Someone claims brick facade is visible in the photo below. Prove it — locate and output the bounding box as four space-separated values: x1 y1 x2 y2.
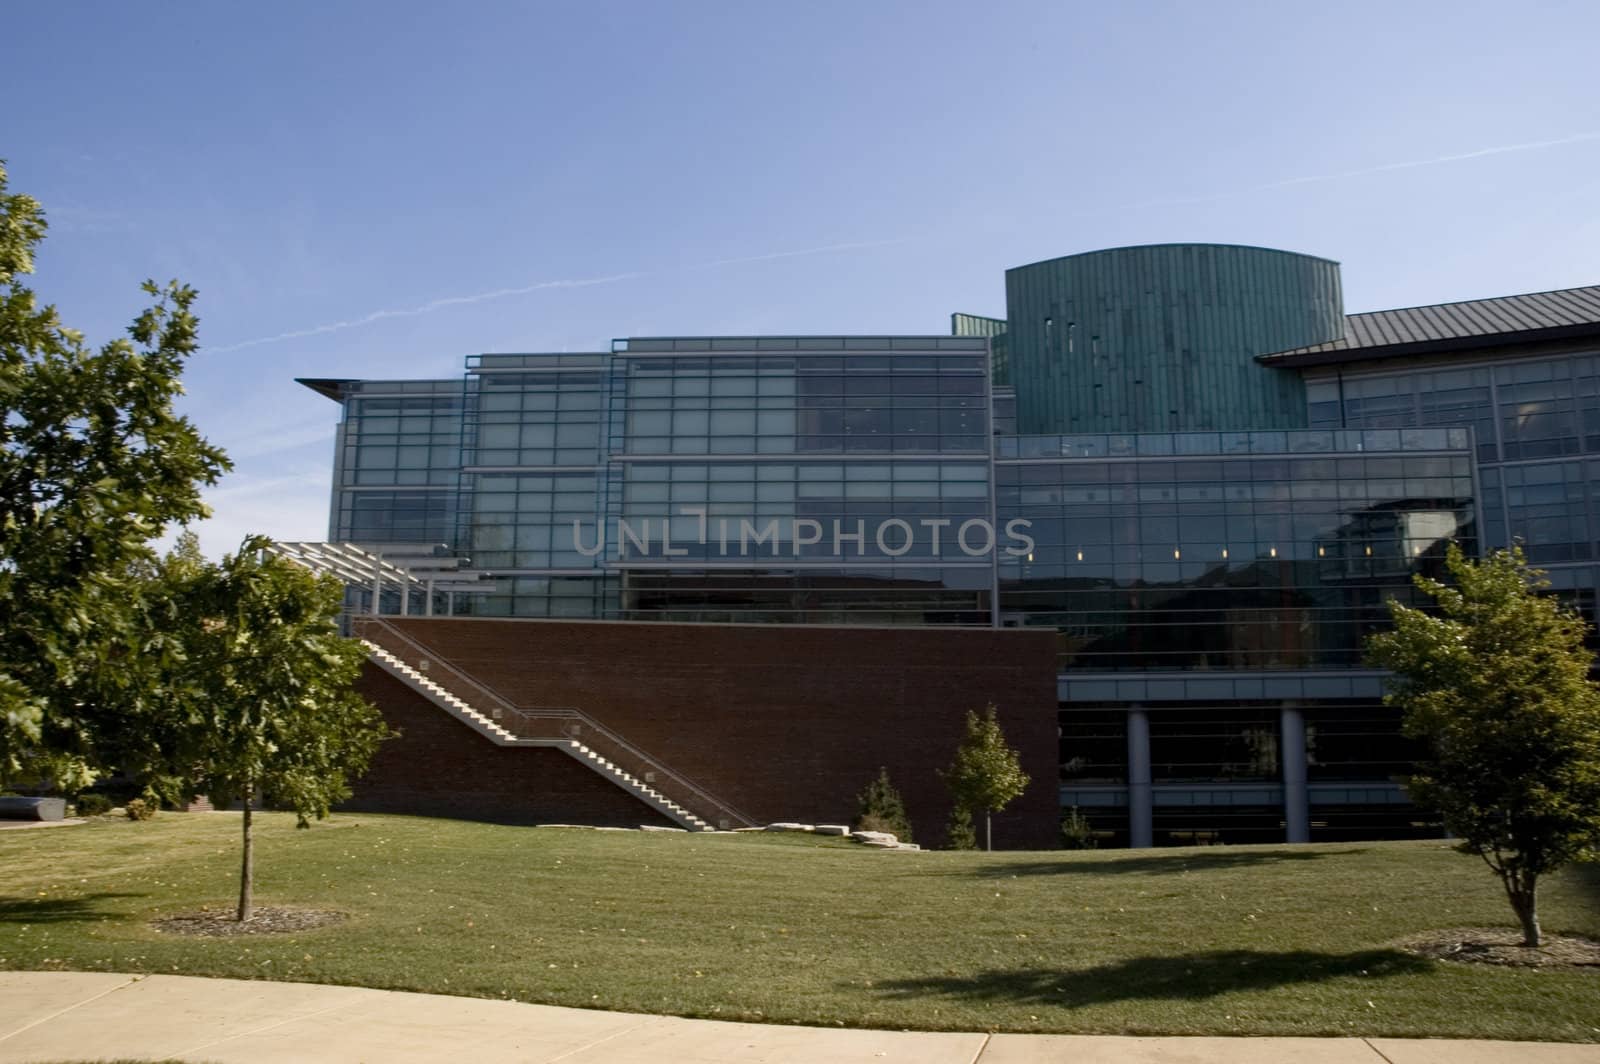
352 617 1060 848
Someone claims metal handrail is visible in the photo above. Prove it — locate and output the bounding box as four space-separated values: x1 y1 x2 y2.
357 618 524 718
358 618 761 828
499 704 761 829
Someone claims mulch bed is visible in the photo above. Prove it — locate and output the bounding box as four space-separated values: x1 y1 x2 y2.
1397 927 1600 969
150 906 347 937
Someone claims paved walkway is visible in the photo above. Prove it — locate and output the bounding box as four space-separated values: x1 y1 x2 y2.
1 972 1596 1063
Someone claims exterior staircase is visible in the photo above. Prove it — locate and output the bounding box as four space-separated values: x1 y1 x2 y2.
358 635 754 832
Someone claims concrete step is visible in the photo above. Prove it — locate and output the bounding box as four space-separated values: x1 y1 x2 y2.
364 644 512 742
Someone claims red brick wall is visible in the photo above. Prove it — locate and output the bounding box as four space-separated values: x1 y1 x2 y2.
347 665 678 828
356 618 1060 848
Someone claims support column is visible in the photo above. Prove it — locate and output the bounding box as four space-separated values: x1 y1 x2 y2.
1281 702 1310 844
1127 705 1153 849
371 552 383 616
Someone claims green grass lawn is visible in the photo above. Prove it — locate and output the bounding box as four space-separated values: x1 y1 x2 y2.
2 814 1597 1041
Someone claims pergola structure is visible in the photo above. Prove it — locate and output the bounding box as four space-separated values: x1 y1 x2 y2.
267 542 500 617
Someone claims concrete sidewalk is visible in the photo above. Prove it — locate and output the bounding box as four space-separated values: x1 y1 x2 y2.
0 972 1595 1063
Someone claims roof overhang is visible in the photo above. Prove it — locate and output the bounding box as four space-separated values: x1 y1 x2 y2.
1257 322 1600 369
296 378 358 402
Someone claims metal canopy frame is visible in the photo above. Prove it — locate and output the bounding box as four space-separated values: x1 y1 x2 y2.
268 541 499 617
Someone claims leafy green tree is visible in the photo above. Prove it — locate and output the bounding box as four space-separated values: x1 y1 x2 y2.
0 162 229 786
1366 544 1600 946
943 705 1030 851
854 766 913 843
158 537 392 920
945 802 977 851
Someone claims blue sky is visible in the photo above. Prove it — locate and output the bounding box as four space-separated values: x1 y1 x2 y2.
5 0 1597 555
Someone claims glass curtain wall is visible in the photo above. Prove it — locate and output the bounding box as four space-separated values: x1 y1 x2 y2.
603 339 998 624
458 355 618 618
1306 348 1600 628
998 428 1477 670
331 380 465 544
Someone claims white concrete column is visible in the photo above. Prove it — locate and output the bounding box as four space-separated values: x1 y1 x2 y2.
1127 705 1153 849
371 552 383 616
1281 703 1310 844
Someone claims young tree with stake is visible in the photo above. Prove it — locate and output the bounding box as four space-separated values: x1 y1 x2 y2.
162 537 392 920
944 704 1029 851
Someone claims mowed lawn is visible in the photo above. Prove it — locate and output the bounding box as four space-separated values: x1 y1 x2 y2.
1 814 1597 1041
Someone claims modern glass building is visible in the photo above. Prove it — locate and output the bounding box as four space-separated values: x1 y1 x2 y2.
310 336 1002 624
301 244 1600 847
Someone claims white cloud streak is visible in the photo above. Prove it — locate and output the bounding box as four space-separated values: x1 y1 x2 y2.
224 422 337 461
1126 130 1600 210
210 272 646 353
1258 131 1600 190
210 239 904 354
163 470 334 560
207 130 1596 353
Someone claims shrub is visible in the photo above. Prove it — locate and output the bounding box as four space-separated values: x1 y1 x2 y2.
855 812 907 839
75 793 112 817
945 804 977 850
854 767 913 843
1060 806 1097 849
124 797 157 821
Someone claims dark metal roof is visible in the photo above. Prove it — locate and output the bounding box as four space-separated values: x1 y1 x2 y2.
1258 284 1600 367
296 378 357 402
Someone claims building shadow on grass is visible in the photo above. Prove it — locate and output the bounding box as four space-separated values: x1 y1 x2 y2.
0 892 146 924
868 947 1431 1008
968 848 1368 878
1562 861 1600 911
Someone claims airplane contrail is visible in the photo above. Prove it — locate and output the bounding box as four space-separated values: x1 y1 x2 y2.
210 129 1596 353
1258 130 1600 190
1124 130 1600 210
210 239 902 353
209 272 645 352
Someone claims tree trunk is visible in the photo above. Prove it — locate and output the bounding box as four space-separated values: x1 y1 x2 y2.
985 810 992 852
1508 878 1540 947
237 786 254 922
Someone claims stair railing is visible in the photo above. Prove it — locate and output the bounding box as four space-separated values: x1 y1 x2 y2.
357 618 761 829
498 704 760 829
356 617 522 721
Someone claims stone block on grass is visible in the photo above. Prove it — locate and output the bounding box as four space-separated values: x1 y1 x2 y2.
0 797 66 821
850 830 898 846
